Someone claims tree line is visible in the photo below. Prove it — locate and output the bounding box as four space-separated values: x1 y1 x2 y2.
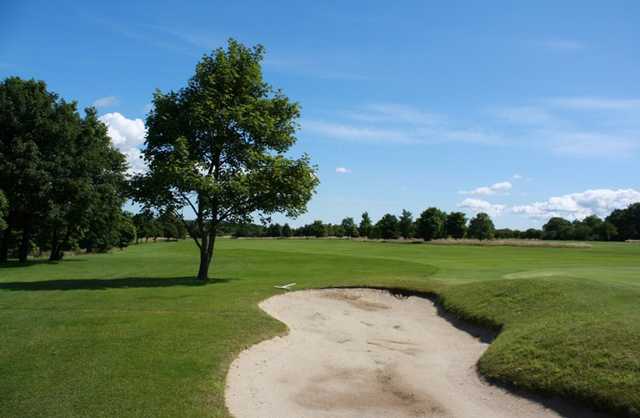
230 209 498 241
235 203 640 243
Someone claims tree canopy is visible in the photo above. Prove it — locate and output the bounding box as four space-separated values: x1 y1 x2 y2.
416 207 446 241
132 40 318 280
468 212 495 240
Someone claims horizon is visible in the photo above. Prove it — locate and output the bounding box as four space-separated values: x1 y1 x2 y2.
2 0 639 228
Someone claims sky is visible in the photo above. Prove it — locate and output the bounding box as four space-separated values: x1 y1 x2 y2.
2 0 639 228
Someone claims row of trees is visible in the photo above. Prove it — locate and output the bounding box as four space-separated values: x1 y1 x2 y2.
237 203 640 243
251 209 497 241
540 204 640 241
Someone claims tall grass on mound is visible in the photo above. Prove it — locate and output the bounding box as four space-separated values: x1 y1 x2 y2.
440 278 640 417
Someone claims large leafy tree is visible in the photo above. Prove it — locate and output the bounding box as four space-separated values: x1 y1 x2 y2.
607 203 640 241
340 217 358 238
468 212 495 240
416 207 447 241
445 211 467 239
133 40 318 280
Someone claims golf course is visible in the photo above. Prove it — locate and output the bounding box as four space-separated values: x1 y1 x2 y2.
1 238 639 417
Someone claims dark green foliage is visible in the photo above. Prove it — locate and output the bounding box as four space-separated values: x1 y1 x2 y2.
266 223 283 237
132 39 318 280
281 223 292 237
375 213 399 239
0 77 127 261
340 217 359 238
416 207 447 241
398 209 414 238
359 212 373 238
445 211 467 239
607 203 640 241
467 212 495 240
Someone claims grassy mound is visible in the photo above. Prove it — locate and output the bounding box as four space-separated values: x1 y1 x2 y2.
441 278 640 416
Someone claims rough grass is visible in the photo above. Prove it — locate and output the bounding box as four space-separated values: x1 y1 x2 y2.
1 239 639 417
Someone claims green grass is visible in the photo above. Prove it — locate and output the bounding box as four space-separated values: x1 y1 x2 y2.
1 239 639 417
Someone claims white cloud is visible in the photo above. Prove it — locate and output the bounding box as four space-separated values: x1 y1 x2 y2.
512 174 523 180
302 120 416 144
93 96 119 109
98 112 147 175
547 97 640 111
460 181 512 196
335 167 352 174
539 40 585 51
493 106 555 125
545 131 639 158
458 198 506 216
512 189 640 221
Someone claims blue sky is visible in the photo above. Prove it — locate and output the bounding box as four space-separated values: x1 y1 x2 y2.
2 0 639 228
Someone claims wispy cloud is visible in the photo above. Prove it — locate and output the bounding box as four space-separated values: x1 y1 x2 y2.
335 167 352 174
546 97 640 111
264 57 371 81
302 103 504 146
93 96 119 109
538 39 586 52
458 198 506 216
460 181 512 196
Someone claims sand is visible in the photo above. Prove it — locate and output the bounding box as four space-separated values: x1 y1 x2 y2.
225 288 603 418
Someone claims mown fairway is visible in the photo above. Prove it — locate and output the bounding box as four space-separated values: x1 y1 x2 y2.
1 239 639 417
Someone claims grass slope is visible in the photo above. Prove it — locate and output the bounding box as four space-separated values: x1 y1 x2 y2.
1 238 639 417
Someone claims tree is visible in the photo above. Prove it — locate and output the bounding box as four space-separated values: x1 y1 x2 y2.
398 210 414 239
359 212 373 238
375 213 399 239
116 212 137 249
416 207 446 241
266 223 282 237
607 203 640 241
281 223 292 237
132 40 318 280
0 77 127 262
542 217 574 240
445 211 467 239
340 217 358 238
467 212 495 240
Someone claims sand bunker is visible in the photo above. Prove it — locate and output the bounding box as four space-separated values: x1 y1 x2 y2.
225 289 596 418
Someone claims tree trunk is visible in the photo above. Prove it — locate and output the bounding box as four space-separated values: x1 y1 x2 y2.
49 227 62 261
19 222 31 263
0 224 10 262
196 231 217 281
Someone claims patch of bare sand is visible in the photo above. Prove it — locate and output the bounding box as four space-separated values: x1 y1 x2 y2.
225 289 605 418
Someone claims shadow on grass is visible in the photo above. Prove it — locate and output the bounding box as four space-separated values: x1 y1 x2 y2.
0 259 88 269
0 276 235 291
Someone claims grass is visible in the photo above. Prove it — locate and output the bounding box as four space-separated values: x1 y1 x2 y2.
1 238 639 417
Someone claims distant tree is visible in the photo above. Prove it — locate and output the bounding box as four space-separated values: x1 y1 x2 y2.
266 223 283 237
359 212 373 238
132 40 318 281
606 203 640 241
116 212 137 249
398 210 414 239
542 217 574 240
596 221 618 241
340 217 358 238
308 220 327 238
445 212 467 239
416 207 447 241
467 212 495 240
523 228 543 240
376 213 399 239
281 223 292 237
